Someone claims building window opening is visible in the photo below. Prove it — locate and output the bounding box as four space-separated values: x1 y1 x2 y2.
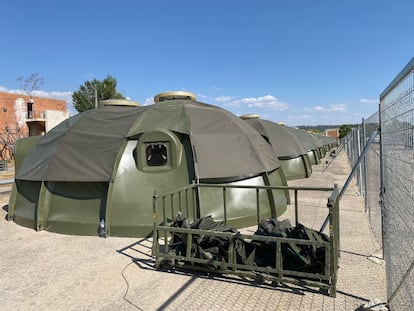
27 102 33 118
146 143 168 166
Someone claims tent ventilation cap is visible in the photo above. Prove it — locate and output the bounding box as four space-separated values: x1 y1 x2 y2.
154 91 196 103
101 99 140 107
240 114 260 120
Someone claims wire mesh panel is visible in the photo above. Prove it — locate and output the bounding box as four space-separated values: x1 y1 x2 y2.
364 112 382 246
344 128 361 175
380 57 414 310
343 114 381 246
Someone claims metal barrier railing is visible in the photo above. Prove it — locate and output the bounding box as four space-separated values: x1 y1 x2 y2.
0 179 14 194
151 183 340 297
0 179 14 186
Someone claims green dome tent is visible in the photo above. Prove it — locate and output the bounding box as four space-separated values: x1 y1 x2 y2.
312 133 337 154
8 93 289 237
241 115 312 180
283 127 324 165
309 133 327 158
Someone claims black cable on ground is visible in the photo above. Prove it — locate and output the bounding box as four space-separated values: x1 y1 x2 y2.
121 259 144 310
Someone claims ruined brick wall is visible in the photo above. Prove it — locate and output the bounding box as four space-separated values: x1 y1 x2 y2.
0 91 68 160
0 91 67 136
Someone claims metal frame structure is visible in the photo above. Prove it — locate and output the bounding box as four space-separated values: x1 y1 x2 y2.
151 183 340 297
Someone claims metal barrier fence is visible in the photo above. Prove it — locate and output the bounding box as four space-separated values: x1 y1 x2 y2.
343 112 382 247
363 112 382 248
380 57 414 311
344 57 414 310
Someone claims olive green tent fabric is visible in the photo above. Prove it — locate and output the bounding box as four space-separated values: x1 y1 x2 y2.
126 100 190 135
284 126 320 152
309 133 324 148
244 119 307 158
185 102 279 179
16 99 280 182
127 99 280 180
321 134 337 147
16 105 145 182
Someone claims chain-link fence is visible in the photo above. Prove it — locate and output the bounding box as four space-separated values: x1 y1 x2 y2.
345 57 414 310
380 57 414 311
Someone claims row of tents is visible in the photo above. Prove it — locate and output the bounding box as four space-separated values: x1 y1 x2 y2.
7 91 337 237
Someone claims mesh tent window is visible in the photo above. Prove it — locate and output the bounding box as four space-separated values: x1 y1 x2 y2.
146 143 168 166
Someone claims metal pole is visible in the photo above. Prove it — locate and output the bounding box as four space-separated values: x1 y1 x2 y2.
0 179 14 185
256 188 260 230
362 118 368 212
223 187 227 225
294 189 299 227
152 191 158 256
94 86 98 109
378 102 386 259
357 125 363 195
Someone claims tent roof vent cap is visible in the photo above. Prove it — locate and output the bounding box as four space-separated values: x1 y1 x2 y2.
240 114 260 120
101 99 140 107
154 91 196 103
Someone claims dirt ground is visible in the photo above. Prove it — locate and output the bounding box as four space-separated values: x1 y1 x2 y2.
0 151 386 311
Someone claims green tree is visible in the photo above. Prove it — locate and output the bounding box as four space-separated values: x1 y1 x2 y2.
72 75 125 112
339 124 352 139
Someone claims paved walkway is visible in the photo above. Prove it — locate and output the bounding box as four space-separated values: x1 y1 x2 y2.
0 149 386 310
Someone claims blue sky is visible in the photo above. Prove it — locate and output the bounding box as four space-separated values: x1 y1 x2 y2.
1 0 413 126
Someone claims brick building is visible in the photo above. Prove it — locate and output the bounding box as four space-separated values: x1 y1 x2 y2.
0 91 69 160
324 128 340 138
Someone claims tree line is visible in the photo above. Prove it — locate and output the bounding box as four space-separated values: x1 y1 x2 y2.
72 75 125 112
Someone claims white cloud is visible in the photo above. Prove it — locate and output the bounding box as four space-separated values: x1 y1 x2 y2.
143 97 155 106
212 95 234 102
329 104 346 111
32 90 72 102
0 86 23 94
287 114 312 120
225 95 288 111
360 98 378 104
196 93 208 101
305 104 346 112
315 106 325 111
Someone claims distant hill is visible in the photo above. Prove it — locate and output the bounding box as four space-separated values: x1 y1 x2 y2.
296 124 357 133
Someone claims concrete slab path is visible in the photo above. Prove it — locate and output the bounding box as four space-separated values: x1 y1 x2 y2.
0 149 386 310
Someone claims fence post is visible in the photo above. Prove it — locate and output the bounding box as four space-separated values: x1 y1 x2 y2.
378 102 386 260
362 118 368 212
357 125 363 195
